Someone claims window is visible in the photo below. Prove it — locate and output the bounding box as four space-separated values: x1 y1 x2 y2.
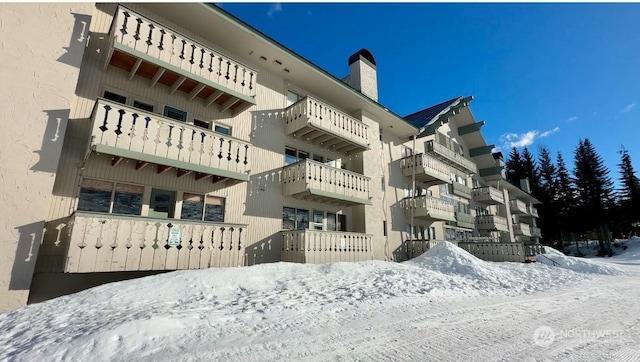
282 207 308 230
163 105 187 122
286 90 300 107
312 210 324 230
77 178 142 216
214 125 231 135
103 91 127 104
194 119 210 130
181 193 225 222
284 146 309 165
133 100 154 113
401 146 413 158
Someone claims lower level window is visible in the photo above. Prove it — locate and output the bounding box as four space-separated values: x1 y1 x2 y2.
181 193 225 222
282 207 309 230
77 178 143 215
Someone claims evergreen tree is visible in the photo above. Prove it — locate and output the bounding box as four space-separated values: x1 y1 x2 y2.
572 139 614 254
536 146 558 245
521 146 542 196
505 147 526 185
617 146 640 232
555 152 575 246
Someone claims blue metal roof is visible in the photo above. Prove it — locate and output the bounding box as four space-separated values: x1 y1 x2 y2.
403 96 462 129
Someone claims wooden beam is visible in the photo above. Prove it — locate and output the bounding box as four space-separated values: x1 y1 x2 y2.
458 121 485 136
211 175 225 184
189 84 207 101
195 172 212 181
204 90 224 107
111 156 123 167
177 169 192 178
129 58 143 81
219 97 240 113
157 164 172 175
150 68 166 88
469 144 496 157
135 160 149 171
170 76 187 95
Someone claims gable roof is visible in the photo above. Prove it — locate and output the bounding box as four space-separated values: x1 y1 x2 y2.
403 96 462 129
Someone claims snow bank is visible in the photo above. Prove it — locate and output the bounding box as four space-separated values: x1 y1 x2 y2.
536 246 622 275
0 241 629 361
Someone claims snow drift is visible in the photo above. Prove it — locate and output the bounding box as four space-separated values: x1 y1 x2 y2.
0 242 630 361
536 246 623 275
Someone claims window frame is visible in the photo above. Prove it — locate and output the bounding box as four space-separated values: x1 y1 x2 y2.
76 178 144 216
163 105 188 122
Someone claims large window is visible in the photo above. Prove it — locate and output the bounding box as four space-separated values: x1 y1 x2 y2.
103 90 127 104
181 193 225 222
284 146 309 165
77 178 143 215
214 125 231 135
133 100 154 113
282 207 309 230
163 105 187 122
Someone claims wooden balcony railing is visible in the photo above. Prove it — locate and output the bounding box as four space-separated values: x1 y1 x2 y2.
403 195 456 222
281 230 373 263
509 199 528 214
471 186 505 205
426 140 477 174
513 223 532 237
475 214 509 232
285 96 369 155
89 98 251 181
400 153 451 186
282 159 371 206
64 212 247 273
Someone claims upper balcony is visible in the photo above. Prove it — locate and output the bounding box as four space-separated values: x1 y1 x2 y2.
64 212 247 273
509 199 528 214
529 206 540 218
285 96 370 156
282 159 371 206
475 214 509 232
513 223 532 237
400 153 451 187
402 195 456 222
425 140 477 175
106 6 257 115
472 186 505 205
455 212 475 229
89 98 251 182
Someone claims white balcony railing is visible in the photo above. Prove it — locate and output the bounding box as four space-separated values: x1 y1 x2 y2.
90 99 251 179
532 227 542 238
403 195 456 222
513 223 532 237
455 212 475 229
509 199 528 214
65 212 247 273
111 6 258 99
450 182 472 199
529 206 540 218
281 230 373 263
475 214 509 232
400 153 451 185
282 159 371 205
426 140 477 174
471 186 505 205
285 96 370 154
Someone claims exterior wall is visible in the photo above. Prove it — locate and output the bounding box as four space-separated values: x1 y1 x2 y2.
0 3 94 312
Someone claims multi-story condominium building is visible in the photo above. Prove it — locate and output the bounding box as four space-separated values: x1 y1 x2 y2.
0 3 542 312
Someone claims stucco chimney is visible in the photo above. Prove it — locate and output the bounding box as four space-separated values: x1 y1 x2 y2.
347 49 378 101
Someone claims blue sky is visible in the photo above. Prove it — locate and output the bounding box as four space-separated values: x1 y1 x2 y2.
219 2 640 180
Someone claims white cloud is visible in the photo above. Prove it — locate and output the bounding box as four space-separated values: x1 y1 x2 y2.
499 126 560 149
267 3 283 17
621 102 636 113
565 116 578 122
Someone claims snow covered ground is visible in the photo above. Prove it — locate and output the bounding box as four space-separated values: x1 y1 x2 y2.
1 242 640 362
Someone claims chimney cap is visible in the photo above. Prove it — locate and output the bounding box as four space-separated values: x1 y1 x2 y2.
348 48 376 68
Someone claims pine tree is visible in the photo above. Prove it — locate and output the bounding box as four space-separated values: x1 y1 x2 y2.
521 146 542 196
617 146 640 232
505 147 526 185
555 152 575 247
536 146 558 244
573 138 614 255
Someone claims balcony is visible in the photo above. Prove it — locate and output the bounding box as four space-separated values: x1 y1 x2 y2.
532 227 542 238
513 223 532 237
425 140 477 175
509 199 528 214
529 206 540 218
285 96 370 155
282 159 371 206
475 215 509 232
449 182 472 199
403 195 456 222
107 6 257 114
281 230 373 263
455 212 475 229
89 99 251 182
64 212 247 273
400 153 451 187
471 186 505 205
